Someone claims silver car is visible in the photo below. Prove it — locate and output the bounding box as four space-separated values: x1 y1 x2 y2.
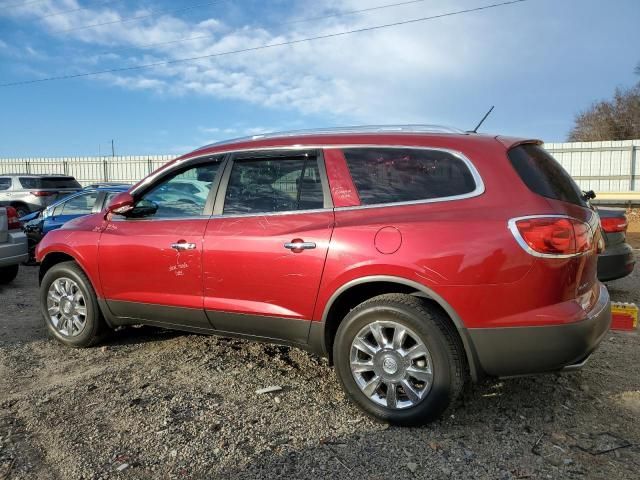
0 174 82 217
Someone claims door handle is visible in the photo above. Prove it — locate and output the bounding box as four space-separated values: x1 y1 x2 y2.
284 241 316 251
171 242 196 251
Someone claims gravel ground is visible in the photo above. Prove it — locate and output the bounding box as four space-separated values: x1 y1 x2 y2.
1 260 639 480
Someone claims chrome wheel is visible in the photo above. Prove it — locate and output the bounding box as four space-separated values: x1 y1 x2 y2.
47 278 87 337
350 320 433 409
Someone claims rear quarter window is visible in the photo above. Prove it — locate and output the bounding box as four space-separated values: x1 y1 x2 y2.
0 178 11 191
508 144 587 207
342 148 478 206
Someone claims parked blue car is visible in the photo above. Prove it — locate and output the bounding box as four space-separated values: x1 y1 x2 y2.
21 184 129 262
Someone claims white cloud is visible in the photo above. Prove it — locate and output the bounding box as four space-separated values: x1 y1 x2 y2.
1 0 532 126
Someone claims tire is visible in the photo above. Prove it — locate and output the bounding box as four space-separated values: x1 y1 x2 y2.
333 293 467 426
0 264 19 284
40 261 106 347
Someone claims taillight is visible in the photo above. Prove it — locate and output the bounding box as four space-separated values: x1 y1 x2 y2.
6 207 21 229
600 216 628 233
508 216 593 257
31 191 55 197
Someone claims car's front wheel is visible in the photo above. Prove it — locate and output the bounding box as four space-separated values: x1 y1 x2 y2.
333 293 467 426
40 261 106 347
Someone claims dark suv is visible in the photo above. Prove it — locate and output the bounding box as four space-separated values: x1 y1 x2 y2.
36 126 611 425
0 174 82 217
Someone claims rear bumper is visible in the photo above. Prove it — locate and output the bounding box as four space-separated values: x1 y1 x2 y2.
597 243 635 281
467 283 611 377
0 231 29 267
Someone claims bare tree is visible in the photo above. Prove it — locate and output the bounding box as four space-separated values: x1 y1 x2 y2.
568 83 640 142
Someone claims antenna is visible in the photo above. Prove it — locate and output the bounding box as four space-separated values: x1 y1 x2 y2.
470 105 494 133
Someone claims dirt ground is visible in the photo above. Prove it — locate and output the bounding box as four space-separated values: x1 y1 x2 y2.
1 257 639 479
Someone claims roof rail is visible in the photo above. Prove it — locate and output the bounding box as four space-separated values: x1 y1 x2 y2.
197 124 465 150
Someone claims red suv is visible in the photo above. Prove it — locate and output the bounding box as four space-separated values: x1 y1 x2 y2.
37 126 611 425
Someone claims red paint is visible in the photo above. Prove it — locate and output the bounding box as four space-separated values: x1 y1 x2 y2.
202 211 334 320
37 131 603 337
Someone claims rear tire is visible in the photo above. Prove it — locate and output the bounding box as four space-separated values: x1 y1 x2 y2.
40 261 107 347
333 293 467 426
0 264 19 284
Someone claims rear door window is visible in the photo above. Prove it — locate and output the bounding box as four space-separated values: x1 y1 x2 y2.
508 144 587 207
342 148 477 206
223 156 324 215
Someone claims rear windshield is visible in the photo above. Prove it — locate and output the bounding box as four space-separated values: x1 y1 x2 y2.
19 176 82 190
342 148 477 206
508 144 587 207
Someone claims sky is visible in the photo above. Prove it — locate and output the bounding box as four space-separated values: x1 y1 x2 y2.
0 0 638 157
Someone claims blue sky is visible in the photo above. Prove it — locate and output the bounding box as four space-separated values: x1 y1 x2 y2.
0 0 638 157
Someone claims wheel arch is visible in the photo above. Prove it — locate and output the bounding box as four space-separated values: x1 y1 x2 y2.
39 251 80 284
313 275 481 381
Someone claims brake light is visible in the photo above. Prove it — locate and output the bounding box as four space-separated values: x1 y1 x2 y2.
600 216 628 233
508 216 593 257
31 191 55 197
6 207 21 229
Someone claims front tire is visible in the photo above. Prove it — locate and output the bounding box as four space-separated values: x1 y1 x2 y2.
0 264 19 284
333 294 467 426
40 261 106 347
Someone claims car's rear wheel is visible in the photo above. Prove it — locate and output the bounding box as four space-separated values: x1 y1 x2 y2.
0 264 19 284
40 261 106 347
333 293 466 426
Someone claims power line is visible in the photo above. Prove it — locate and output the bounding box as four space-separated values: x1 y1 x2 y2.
102 0 432 56
1 0 530 88
51 0 228 34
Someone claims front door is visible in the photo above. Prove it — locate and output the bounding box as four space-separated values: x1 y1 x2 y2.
202 150 334 344
98 156 224 329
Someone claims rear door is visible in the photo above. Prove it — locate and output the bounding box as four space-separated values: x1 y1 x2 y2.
202 149 334 344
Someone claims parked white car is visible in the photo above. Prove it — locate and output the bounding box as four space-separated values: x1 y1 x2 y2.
0 207 28 284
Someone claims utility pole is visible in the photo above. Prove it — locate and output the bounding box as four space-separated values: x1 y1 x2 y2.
111 139 115 157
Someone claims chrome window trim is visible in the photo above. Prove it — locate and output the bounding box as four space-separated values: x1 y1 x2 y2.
210 207 331 220
110 215 211 222
110 208 333 222
507 214 594 259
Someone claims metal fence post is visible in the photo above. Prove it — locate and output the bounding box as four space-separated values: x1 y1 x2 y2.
631 146 637 192
103 158 109 182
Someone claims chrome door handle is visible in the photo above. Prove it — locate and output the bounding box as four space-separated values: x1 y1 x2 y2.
284 241 316 250
171 242 196 251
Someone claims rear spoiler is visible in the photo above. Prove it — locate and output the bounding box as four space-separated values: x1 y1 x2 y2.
495 136 543 149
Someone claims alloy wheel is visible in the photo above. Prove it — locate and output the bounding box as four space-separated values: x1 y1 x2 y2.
46 277 88 337
350 320 434 409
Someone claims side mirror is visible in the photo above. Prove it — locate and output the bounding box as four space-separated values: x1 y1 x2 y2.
106 192 135 217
